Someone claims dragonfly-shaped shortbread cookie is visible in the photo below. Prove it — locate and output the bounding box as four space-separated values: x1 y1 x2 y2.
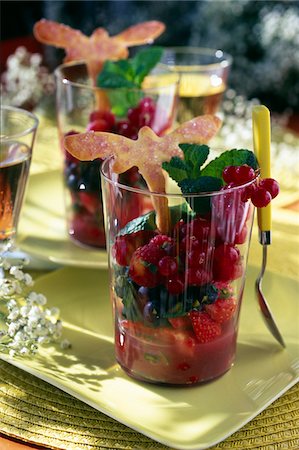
64 115 221 233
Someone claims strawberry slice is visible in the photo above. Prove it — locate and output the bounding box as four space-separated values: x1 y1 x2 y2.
188 311 221 343
205 297 236 324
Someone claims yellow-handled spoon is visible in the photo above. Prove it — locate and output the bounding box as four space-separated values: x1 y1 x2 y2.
252 105 285 348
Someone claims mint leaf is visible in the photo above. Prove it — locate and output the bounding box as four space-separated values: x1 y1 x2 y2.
97 47 163 116
114 266 142 322
97 46 163 89
120 203 194 236
162 157 188 183
130 46 163 86
179 176 222 194
120 209 157 235
201 149 258 179
107 90 143 117
179 176 222 214
97 60 136 88
179 144 210 178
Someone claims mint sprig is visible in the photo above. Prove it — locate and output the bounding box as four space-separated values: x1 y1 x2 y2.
97 46 163 116
201 148 258 178
163 145 258 214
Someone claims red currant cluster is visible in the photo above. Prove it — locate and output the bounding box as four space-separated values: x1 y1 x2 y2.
222 165 279 207
87 97 168 139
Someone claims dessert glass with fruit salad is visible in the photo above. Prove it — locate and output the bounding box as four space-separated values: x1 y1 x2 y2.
55 59 178 248
64 114 279 386
33 18 175 249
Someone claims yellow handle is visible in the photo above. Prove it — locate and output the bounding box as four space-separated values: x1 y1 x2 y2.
252 105 272 232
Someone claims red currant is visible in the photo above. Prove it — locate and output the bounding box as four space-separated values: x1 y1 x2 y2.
158 256 178 276
235 165 256 184
166 275 185 295
223 165 256 186
86 118 110 132
213 244 241 282
116 120 138 140
223 165 238 184
89 110 115 129
186 268 211 286
259 178 279 199
251 187 272 207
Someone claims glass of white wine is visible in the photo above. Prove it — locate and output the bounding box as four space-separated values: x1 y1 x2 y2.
161 47 232 123
0 106 39 257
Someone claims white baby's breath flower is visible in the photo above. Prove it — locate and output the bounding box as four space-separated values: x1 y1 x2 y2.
0 256 69 358
7 308 19 321
23 273 33 286
9 266 24 280
36 294 47 306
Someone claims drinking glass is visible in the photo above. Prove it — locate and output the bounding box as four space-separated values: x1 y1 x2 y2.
101 157 256 385
0 106 39 254
55 61 179 249
161 47 232 123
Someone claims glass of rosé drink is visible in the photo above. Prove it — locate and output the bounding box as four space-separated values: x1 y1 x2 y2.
101 153 256 385
161 47 232 123
55 61 178 249
0 106 39 253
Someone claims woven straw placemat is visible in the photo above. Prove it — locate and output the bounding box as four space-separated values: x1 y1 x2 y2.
0 360 298 450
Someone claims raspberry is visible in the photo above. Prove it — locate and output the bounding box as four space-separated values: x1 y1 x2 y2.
189 311 221 343
113 231 155 266
129 244 165 287
158 256 178 276
251 187 272 207
259 178 280 199
150 234 172 248
205 297 237 323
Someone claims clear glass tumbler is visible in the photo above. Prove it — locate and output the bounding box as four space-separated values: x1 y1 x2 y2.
55 61 179 249
101 158 256 385
0 106 39 253
161 47 232 123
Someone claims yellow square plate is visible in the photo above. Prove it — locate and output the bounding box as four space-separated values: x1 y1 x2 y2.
17 170 107 268
1 266 298 449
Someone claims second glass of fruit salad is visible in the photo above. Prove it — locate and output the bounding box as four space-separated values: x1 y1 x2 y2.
101 155 256 386
55 61 178 248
